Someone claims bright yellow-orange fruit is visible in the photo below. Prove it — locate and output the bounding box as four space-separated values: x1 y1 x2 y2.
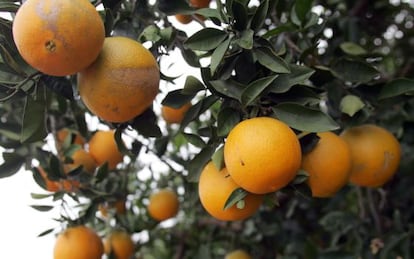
12 0 105 76
301 132 352 198
147 189 179 221
104 230 135 259
340 124 401 187
54 225 104 259
198 162 263 221
88 130 124 170
78 36 160 123
224 117 302 194
161 102 192 124
65 148 97 174
225 249 252 259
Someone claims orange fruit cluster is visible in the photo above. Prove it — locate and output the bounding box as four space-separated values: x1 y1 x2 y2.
198 117 402 221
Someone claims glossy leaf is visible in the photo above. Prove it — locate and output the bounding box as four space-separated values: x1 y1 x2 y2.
272 103 339 132
184 28 228 51
250 0 269 32
254 47 291 74
210 36 232 75
378 78 414 99
0 152 25 178
216 107 242 137
268 65 315 93
21 93 48 143
340 42 368 56
223 188 248 210
187 145 217 182
241 75 278 106
330 58 379 83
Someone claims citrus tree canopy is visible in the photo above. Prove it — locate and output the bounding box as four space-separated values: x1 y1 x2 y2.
0 0 414 258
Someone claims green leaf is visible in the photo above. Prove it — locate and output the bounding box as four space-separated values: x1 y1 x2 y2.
0 122 21 141
182 75 205 95
187 145 217 182
180 95 219 130
31 193 54 199
217 107 242 137
223 188 248 210
182 133 206 148
340 42 368 56
0 2 19 12
162 89 195 108
140 25 162 42
241 75 278 106
340 95 365 117
37 228 55 237
268 65 315 93
21 94 48 143
235 29 254 49
184 28 228 51
131 108 162 138
0 152 25 178
254 47 291 73
30 205 54 212
195 8 223 22
378 78 414 99
250 0 269 32
294 0 313 23
232 0 248 30
157 0 194 15
210 36 232 75
209 79 243 100
272 103 339 132
212 146 225 171
330 58 379 83
263 23 296 39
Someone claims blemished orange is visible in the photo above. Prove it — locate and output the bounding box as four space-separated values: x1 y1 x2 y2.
104 230 135 259
224 117 302 194
340 124 401 187
147 189 179 221
88 130 124 170
198 162 263 221
12 0 105 76
65 148 97 174
78 36 160 123
301 132 352 198
54 225 104 259
56 129 85 147
161 102 192 124
225 249 252 259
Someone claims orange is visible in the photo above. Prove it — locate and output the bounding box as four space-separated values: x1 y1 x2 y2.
147 189 179 221
301 132 352 198
54 225 103 259
175 14 192 24
190 0 211 8
12 0 105 76
161 102 192 124
104 230 135 259
36 166 61 192
340 124 401 187
78 36 160 123
225 249 252 259
65 148 97 174
56 128 85 147
88 130 124 170
99 199 127 218
224 117 302 194
198 162 263 221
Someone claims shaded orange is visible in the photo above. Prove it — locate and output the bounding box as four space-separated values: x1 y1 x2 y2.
56 129 85 147
36 166 60 192
104 230 135 259
147 189 179 221
65 148 97 174
161 102 192 124
54 225 103 259
340 124 401 187
99 199 127 218
88 130 124 170
12 0 105 76
225 249 252 259
301 132 352 198
175 14 192 24
78 36 160 123
224 117 302 194
198 162 263 221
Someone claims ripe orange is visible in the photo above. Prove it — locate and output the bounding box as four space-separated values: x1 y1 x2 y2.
65 148 97 174
147 189 179 221
104 230 135 259
56 129 85 147
224 117 302 194
99 199 127 218
340 124 401 187
225 249 252 259
301 132 352 198
54 225 103 259
161 102 192 124
198 162 263 221
78 36 160 123
190 0 211 8
12 0 105 76
175 14 192 24
88 130 124 170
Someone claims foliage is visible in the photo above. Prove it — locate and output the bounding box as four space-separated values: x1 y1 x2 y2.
1 0 414 258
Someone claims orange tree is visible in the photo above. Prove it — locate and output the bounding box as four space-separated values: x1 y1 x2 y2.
1 0 414 258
